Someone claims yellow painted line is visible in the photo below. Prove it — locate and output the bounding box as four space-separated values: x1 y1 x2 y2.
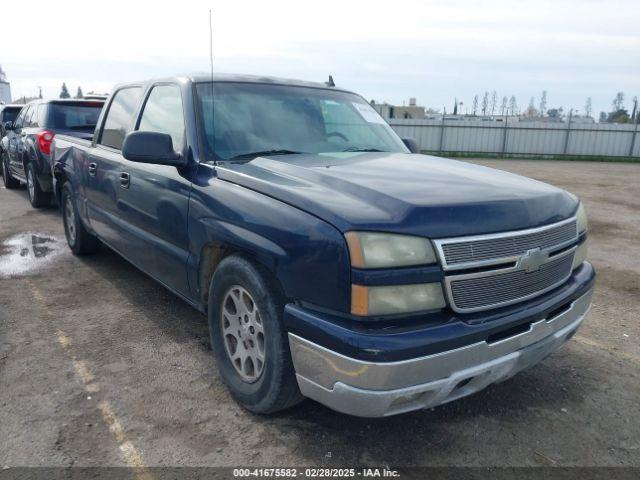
98 401 154 479
27 280 153 479
575 335 640 364
72 359 95 384
56 329 71 348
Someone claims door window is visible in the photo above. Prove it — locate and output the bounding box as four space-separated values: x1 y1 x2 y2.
138 85 185 150
99 87 142 150
14 105 30 129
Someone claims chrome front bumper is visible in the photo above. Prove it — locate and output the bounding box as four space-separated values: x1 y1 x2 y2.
289 289 593 417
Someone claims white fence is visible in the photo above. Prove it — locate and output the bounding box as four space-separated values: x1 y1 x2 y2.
389 118 640 159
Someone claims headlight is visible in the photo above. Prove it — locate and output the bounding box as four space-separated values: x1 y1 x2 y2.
345 232 437 268
576 203 588 234
351 283 446 316
572 241 587 270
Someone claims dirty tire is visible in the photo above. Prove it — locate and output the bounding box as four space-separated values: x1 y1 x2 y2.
61 182 100 255
26 162 52 208
1 151 20 189
208 254 304 414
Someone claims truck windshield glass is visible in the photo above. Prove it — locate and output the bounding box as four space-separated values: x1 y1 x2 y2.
195 82 408 161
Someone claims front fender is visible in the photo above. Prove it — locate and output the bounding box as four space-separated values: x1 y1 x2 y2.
188 168 351 313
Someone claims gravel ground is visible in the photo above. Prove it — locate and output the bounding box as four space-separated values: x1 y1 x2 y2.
0 159 639 470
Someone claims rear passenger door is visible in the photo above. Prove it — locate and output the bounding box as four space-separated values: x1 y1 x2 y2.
116 83 192 296
86 87 142 249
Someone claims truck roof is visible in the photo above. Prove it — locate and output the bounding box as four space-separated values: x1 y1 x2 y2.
113 73 356 95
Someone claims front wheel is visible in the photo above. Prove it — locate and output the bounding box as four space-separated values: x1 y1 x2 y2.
61 182 100 255
208 255 303 414
1 152 20 189
26 162 52 208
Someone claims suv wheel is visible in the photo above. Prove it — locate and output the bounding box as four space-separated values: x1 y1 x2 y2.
1 152 20 189
26 163 52 208
61 182 100 255
208 255 303 414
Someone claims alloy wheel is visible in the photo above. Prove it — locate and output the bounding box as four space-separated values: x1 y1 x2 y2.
220 285 266 383
64 194 77 244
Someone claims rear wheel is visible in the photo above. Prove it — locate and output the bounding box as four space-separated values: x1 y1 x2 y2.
1 152 20 189
208 255 303 414
26 162 52 208
61 182 100 255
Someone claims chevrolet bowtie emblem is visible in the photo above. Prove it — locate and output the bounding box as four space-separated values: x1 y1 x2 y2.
517 248 549 273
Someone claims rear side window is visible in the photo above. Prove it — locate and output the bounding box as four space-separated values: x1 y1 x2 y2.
25 106 37 127
138 85 185 149
47 103 102 131
14 105 30 129
99 87 142 150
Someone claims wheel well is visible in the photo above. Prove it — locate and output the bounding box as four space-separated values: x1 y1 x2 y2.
199 244 234 305
198 244 287 308
53 167 68 204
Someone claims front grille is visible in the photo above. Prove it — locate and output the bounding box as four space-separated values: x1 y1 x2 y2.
449 252 574 312
441 220 577 267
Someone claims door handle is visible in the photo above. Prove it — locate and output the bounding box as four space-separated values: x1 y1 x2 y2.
88 162 97 176
120 172 130 189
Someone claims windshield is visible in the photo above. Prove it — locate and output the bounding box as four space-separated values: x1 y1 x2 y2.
47 103 104 131
195 82 408 161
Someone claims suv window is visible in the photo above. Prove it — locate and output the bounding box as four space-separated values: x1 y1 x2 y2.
14 105 30 129
99 87 142 150
47 102 103 132
1 108 20 123
138 85 185 149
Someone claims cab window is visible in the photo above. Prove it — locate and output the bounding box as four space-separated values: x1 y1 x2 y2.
137 85 185 150
99 87 143 150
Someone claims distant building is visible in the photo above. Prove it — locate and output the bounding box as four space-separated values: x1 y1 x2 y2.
371 98 426 119
0 65 12 104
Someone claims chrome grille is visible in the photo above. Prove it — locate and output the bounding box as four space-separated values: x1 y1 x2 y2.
448 251 575 312
439 219 577 269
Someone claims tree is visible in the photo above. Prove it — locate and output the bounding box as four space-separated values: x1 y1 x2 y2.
453 98 458 115
75 86 84 99
607 109 630 123
547 108 564 120
481 91 489 116
490 91 497 116
60 83 70 99
584 97 592 118
612 92 625 111
500 96 508 115
509 96 517 116
631 96 638 123
539 90 547 116
472 95 479 115
526 97 539 117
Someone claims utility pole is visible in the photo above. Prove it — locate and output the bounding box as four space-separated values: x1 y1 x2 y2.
629 104 639 158
563 109 573 155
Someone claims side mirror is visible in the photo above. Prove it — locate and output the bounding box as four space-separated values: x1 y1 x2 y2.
122 131 187 167
402 138 420 154
3 121 13 131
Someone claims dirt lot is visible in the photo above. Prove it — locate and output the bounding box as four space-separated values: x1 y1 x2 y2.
1 160 639 470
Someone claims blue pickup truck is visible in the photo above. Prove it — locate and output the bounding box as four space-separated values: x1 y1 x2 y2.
51 74 594 417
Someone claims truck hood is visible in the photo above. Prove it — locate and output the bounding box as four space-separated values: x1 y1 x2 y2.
216 152 578 238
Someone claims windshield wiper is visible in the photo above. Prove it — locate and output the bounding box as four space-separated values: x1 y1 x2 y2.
342 147 386 153
229 149 304 161
68 125 97 130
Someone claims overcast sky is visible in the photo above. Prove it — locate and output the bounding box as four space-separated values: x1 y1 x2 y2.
3 0 639 117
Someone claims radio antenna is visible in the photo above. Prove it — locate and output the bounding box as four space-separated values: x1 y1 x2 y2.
208 9 216 163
